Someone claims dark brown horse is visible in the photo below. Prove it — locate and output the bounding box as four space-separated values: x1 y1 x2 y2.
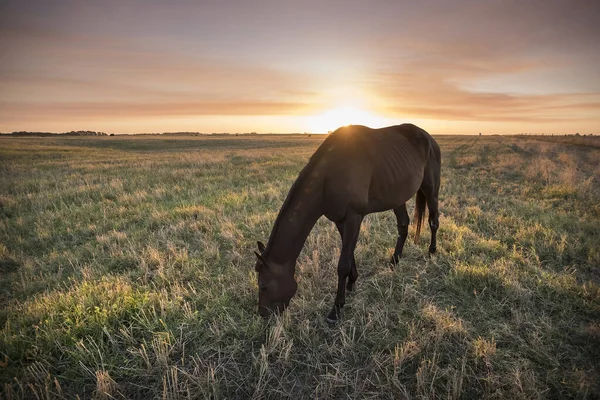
254 124 441 322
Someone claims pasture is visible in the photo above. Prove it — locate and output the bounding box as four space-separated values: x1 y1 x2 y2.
1 133 599 399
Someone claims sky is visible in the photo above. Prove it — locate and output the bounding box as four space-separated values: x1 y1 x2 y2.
1 0 599 134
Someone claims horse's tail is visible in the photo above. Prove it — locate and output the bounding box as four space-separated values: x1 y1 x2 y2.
414 190 426 243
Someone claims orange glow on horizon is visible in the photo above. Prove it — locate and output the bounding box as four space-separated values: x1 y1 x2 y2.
307 104 396 133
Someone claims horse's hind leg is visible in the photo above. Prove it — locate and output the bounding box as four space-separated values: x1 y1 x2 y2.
336 221 358 292
390 203 409 265
420 177 440 255
426 192 439 254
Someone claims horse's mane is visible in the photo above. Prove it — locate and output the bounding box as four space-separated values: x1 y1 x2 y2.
265 134 337 253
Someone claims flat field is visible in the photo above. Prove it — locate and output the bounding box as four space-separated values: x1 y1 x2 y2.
1 134 599 399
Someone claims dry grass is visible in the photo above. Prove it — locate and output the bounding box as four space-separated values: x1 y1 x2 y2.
1 133 599 399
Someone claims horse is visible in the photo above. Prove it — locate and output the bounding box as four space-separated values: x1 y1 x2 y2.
253 124 441 322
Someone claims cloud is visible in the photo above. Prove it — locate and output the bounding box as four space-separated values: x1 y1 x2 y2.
373 63 600 123
0 100 314 123
0 26 321 122
389 96 600 123
359 3 600 125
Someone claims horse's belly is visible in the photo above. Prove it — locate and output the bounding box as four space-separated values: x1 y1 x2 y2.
366 171 423 213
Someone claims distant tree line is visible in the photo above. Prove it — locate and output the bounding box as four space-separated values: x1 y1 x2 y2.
515 132 596 137
162 132 259 136
10 130 108 136
4 130 321 137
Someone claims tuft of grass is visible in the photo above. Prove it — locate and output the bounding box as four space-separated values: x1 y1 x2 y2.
1 134 599 398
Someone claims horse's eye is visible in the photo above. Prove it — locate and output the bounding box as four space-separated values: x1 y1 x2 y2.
259 285 267 292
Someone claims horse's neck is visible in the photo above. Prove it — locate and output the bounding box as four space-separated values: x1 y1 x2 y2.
265 176 324 268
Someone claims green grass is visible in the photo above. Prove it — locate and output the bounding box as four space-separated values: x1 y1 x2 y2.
1 134 599 399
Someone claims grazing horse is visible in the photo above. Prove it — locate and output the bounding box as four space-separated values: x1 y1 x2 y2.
254 124 441 322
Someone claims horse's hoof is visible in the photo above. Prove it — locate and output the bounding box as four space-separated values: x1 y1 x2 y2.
429 247 437 255
326 309 340 324
346 282 356 293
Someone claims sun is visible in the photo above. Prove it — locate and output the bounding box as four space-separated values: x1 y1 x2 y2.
308 106 393 133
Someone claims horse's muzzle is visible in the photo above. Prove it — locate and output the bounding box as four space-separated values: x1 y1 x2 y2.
258 305 273 319
258 302 288 319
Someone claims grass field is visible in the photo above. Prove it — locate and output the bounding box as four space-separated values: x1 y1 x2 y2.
1 133 599 399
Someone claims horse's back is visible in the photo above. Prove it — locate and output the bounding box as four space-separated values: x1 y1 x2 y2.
325 124 434 159
320 124 436 219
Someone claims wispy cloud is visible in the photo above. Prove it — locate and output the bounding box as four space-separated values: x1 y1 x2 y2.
371 61 600 123
358 1 600 127
0 100 312 120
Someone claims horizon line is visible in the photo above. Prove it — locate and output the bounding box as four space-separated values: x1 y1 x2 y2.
2 131 597 137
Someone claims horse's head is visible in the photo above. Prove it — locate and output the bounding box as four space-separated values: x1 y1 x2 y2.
254 241 297 318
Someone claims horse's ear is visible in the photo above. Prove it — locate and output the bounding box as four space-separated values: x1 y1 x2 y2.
254 251 266 267
257 241 266 253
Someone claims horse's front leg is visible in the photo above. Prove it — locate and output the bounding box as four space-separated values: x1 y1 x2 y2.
327 212 363 323
336 222 358 292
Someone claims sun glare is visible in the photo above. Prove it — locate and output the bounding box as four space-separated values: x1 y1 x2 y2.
308 106 393 133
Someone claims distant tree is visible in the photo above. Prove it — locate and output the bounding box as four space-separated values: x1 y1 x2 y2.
12 131 53 137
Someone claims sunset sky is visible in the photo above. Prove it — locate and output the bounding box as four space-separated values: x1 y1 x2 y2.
1 0 599 134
